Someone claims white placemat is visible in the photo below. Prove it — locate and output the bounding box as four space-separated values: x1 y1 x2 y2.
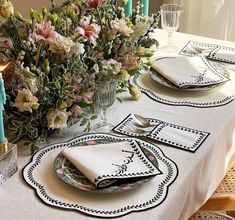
23 133 178 218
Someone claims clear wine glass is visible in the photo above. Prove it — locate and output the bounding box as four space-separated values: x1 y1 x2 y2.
93 81 118 133
160 4 183 53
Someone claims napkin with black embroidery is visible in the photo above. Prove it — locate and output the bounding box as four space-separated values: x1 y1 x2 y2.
62 141 161 188
150 55 229 88
208 46 235 64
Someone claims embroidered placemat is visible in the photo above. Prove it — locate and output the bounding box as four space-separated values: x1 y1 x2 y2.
179 41 217 57
208 46 235 64
23 133 178 218
179 41 235 72
113 114 210 153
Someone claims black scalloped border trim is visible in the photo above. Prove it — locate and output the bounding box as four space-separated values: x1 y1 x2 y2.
134 77 235 108
22 133 178 218
112 114 210 153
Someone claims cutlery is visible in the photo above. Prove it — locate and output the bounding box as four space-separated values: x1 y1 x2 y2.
126 122 152 134
131 114 155 128
188 45 212 55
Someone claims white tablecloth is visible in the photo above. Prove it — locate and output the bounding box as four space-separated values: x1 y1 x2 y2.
1 29 235 220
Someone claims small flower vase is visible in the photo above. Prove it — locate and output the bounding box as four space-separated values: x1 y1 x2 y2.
93 81 118 133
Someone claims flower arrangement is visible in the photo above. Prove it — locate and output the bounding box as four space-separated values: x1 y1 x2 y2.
0 0 159 152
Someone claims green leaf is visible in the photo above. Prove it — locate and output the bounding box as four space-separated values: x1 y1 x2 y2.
80 118 87 126
63 85 74 93
116 97 122 103
90 115 97 120
78 101 92 108
55 80 61 89
11 119 22 128
47 82 57 89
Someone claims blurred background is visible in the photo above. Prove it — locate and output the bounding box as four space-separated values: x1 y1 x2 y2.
7 0 235 41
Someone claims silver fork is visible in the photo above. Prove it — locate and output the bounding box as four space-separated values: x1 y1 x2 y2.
125 122 152 134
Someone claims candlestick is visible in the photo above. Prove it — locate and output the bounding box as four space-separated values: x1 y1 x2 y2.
0 64 17 185
0 73 6 143
143 0 149 16
125 0 132 16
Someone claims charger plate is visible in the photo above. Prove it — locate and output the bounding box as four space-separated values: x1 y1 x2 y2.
23 133 178 218
54 143 159 193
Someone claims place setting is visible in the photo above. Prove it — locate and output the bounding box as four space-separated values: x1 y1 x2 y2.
134 52 235 107
23 133 178 218
131 3 235 108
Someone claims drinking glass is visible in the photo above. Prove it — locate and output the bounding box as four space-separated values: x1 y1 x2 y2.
160 4 183 52
93 81 118 133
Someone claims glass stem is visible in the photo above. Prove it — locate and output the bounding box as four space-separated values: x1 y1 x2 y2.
100 107 107 125
168 31 173 48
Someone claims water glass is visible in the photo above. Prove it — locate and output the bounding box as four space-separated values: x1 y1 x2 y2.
93 81 118 133
160 4 183 52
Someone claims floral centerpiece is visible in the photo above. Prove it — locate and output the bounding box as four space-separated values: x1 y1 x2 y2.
0 0 159 152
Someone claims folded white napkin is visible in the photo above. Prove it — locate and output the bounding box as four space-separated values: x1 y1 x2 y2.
150 55 229 89
208 47 235 64
62 141 160 188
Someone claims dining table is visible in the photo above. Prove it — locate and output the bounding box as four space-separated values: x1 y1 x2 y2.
1 29 235 220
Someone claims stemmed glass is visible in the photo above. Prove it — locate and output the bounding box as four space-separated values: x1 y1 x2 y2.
93 81 118 133
160 4 183 52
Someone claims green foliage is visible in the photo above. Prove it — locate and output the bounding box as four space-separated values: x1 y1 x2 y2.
0 0 159 153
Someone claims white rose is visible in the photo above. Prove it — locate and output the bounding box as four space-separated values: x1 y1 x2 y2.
46 109 71 129
47 33 75 55
111 18 134 37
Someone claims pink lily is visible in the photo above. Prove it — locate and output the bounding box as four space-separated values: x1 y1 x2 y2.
75 17 100 46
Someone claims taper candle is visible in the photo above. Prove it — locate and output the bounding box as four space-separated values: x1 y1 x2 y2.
0 65 8 143
125 0 132 16
143 0 149 16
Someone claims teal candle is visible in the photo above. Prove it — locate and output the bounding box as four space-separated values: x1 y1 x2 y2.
143 0 149 16
125 0 132 16
0 73 6 143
